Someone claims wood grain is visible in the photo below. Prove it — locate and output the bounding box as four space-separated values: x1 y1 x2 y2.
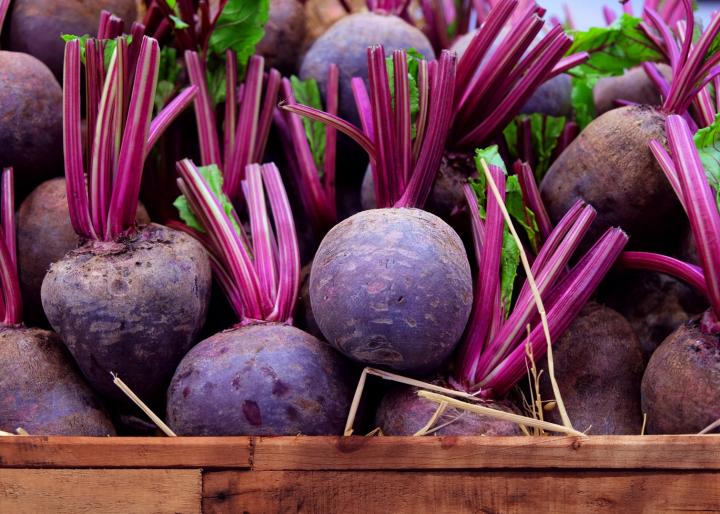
251 435 720 470
203 469 720 514
0 469 201 514
0 435 719 470
0 436 252 469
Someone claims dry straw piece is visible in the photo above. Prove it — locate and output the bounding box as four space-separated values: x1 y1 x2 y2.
112 373 177 437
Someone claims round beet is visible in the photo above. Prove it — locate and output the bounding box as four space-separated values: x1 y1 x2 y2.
310 208 473 374
300 12 434 124
0 326 115 435
540 105 683 249
539 303 644 435
375 384 521 436
5 0 137 80
641 323 720 434
296 263 323 340
256 0 306 75
41 224 211 405
520 74 573 117
0 51 62 198
594 64 672 116
303 0 349 50
167 323 353 435
17 178 150 326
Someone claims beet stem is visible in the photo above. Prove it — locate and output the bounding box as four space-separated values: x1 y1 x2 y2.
186 51 223 167
0 169 21 325
617 252 708 296
147 86 198 151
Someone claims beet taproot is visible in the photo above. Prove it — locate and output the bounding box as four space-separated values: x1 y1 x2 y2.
310 208 473 374
41 224 211 405
539 303 644 435
167 323 353 436
375 384 522 436
641 322 720 434
594 64 672 116
256 0 306 75
17 177 150 326
300 11 434 124
540 105 683 249
0 51 62 198
5 0 137 80
0 326 115 435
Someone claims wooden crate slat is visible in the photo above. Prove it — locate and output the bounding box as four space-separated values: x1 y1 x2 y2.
202 469 720 514
251 435 720 470
0 469 202 514
0 437 252 469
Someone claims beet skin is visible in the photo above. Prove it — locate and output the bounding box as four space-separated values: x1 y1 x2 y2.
18 177 150 326
256 0 307 75
0 326 115 435
593 64 672 116
0 51 62 198
310 208 473 374
540 105 683 249
540 303 644 435
641 322 720 434
5 0 137 80
167 323 353 436
41 224 212 405
375 384 522 436
300 12 434 125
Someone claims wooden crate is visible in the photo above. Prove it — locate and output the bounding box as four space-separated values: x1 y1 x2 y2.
0 435 719 513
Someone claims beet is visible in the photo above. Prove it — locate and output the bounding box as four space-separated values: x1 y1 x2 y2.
302 0 349 50
0 326 115 435
167 323 353 435
641 323 720 434
17 178 150 326
594 64 672 116
5 0 137 80
600 270 707 360
300 12 435 124
539 303 644 435
540 106 683 249
256 0 306 75
0 51 62 198
310 208 473 374
375 384 522 436
41 224 211 405
520 74 573 118
296 263 323 340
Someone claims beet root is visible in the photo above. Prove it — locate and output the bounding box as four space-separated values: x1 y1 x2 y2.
302 0 349 50
0 326 115 435
593 64 672 116
540 105 683 250
0 51 62 198
540 303 644 435
375 384 522 436
296 263 324 340
5 0 137 80
41 224 212 405
310 208 473 374
18 178 150 326
641 323 720 434
256 0 307 75
300 12 434 125
167 323 353 436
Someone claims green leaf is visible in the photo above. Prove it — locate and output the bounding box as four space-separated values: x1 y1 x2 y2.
60 34 131 68
566 14 664 128
474 145 507 173
694 114 720 209
385 48 424 138
174 164 243 236
290 76 326 174
166 0 177 7
503 114 567 181
205 56 228 106
169 14 190 30
500 228 521 315
209 0 269 67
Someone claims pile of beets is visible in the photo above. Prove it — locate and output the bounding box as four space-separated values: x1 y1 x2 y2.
0 0 718 438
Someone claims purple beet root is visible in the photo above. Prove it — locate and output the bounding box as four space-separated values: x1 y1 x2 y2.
641 322 720 434
0 326 115 435
540 303 644 435
17 177 150 326
0 51 62 198
167 323 353 435
5 0 137 80
310 208 473 374
256 0 307 75
296 263 323 340
300 11 434 125
594 64 672 115
41 224 212 405
375 384 522 436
